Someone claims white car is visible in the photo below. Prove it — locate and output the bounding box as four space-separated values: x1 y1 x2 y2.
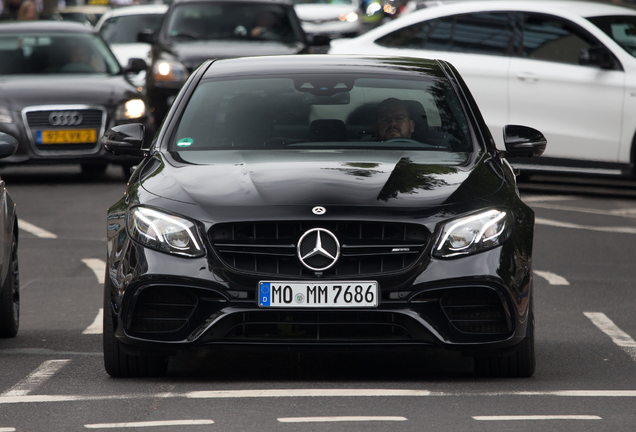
330 0 636 178
95 4 168 89
293 0 363 38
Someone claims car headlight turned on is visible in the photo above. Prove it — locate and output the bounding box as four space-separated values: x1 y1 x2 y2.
339 11 359 22
115 99 146 120
127 207 204 257
153 59 189 83
434 209 512 258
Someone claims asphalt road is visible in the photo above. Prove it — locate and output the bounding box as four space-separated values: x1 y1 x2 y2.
0 165 635 431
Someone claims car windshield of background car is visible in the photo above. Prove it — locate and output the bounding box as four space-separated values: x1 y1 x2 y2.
100 14 165 44
170 74 474 163
587 15 636 58
0 33 120 75
165 3 301 43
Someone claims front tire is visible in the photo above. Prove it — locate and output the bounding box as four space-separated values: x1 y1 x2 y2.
103 281 169 377
0 233 19 338
474 302 535 378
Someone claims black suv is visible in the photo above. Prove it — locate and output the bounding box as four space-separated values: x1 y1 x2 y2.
142 0 322 123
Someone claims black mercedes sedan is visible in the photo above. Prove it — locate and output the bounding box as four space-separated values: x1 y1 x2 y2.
0 21 152 174
102 55 546 378
141 0 325 123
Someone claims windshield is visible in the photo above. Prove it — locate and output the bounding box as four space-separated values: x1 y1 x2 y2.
0 33 120 75
100 14 165 44
165 3 302 43
587 15 636 58
171 74 473 159
291 0 355 5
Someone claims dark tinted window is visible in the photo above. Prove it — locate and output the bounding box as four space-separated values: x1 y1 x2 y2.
376 13 513 56
588 15 636 58
521 13 596 64
100 14 165 44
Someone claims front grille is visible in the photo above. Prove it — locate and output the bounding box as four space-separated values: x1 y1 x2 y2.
440 288 510 334
129 286 198 333
22 106 106 154
222 310 413 342
210 221 429 276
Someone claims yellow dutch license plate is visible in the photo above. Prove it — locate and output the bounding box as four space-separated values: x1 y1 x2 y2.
36 129 97 145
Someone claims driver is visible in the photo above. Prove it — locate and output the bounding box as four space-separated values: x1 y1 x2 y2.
374 98 415 141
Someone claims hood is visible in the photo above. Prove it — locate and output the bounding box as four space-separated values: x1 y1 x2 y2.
295 4 358 21
0 75 138 110
140 150 503 210
162 40 306 70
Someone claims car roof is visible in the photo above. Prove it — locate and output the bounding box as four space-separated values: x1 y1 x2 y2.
98 4 168 19
410 0 636 18
0 20 97 35
201 54 449 79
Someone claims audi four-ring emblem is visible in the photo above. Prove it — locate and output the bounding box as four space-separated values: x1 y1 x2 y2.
49 111 83 126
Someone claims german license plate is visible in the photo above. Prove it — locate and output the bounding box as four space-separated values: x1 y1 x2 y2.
36 129 97 145
259 281 378 308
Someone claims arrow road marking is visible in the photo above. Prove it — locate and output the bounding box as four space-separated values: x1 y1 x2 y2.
534 270 570 285
18 219 57 239
1 360 70 397
585 312 636 362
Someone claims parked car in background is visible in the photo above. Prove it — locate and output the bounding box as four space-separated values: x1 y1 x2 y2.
331 0 636 178
95 4 169 90
101 54 545 378
0 133 19 338
141 0 323 123
57 5 111 26
292 0 364 38
0 21 153 175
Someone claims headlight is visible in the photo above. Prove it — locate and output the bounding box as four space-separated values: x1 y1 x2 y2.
115 99 146 120
0 107 13 124
434 209 512 258
339 11 359 22
127 207 205 258
153 60 189 83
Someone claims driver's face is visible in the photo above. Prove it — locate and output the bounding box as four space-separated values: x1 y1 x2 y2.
375 102 414 140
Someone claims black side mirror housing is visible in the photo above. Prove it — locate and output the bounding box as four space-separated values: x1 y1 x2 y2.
502 125 547 158
580 45 615 70
102 124 146 156
0 132 18 159
310 34 331 47
124 58 148 74
137 29 156 44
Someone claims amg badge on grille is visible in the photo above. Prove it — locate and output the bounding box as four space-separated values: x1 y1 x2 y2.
297 228 340 271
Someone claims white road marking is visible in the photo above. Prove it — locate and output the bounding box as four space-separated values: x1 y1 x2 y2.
85 420 214 429
82 309 103 335
531 202 636 219
18 219 57 239
474 415 601 421
81 258 105 284
1 360 71 397
522 195 577 203
535 217 636 234
584 312 636 362
278 416 407 423
5 389 636 405
0 428 16 432
534 270 570 285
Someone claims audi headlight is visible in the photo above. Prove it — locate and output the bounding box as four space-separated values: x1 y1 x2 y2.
0 107 13 124
127 207 205 258
434 209 512 258
153 60 188 83
115 99 146 120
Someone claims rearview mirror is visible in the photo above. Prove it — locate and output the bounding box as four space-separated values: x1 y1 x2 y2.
102 124 145 156
124 58 147 74
502 125 547 158
0 132 18 159
137 29 156 44
580 45 615 70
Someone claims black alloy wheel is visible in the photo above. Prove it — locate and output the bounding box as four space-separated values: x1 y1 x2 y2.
0 233 19 338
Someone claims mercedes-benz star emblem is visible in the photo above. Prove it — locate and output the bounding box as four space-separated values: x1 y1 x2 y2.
297 228 340 271
312 206 326 215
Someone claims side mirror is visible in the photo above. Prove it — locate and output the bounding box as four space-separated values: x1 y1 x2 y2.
124 58 147 74
502 125 546 158
102 123 145 156
137 29 156 44
580 45 615 70
0 132 18 159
